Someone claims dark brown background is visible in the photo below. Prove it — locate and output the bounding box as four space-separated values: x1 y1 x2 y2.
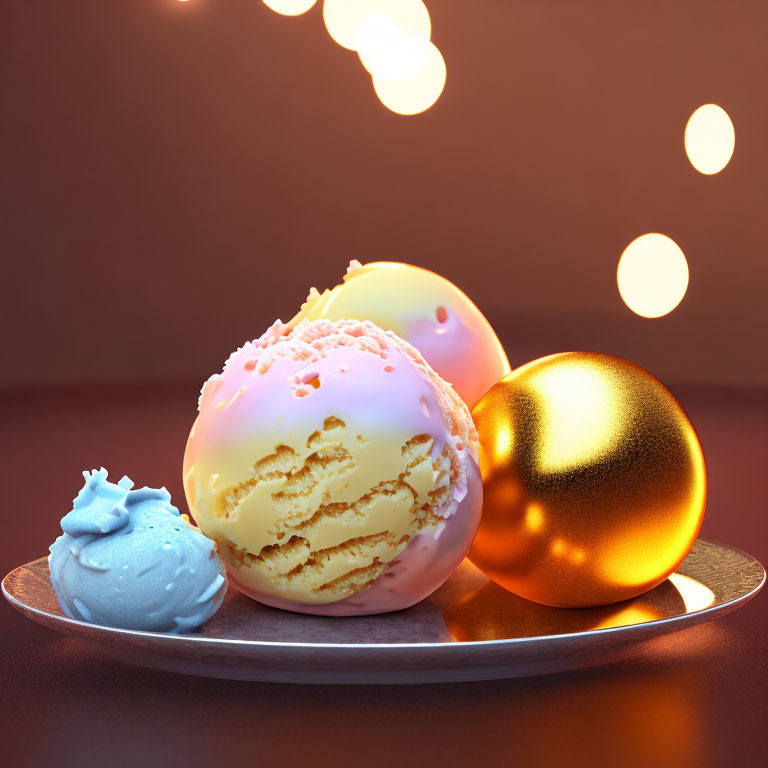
1 0 767 388
1 2 766 767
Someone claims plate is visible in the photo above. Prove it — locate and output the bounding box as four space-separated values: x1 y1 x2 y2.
3 538 764 684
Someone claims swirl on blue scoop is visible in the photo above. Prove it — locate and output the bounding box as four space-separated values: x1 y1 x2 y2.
49 468 227 633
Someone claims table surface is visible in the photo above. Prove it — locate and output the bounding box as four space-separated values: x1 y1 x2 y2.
1 382 766 768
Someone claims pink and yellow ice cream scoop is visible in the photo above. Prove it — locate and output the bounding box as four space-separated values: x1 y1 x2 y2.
183 318 482 616
290 261 511 409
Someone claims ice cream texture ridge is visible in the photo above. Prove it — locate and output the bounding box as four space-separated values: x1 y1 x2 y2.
183 318 483 615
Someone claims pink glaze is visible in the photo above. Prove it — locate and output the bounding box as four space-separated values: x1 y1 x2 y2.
292 262 511 409
186 326 457 475
405 306 505 412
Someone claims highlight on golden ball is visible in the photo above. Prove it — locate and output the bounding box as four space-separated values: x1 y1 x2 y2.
468 352 707 608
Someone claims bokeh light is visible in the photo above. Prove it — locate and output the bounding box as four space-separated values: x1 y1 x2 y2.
684 104 735 175
617 233 689 318
263 0 317 15
356 14 404 74
323 0 430 51
372 38 446 115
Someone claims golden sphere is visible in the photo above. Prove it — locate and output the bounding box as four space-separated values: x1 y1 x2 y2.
468 352 706 607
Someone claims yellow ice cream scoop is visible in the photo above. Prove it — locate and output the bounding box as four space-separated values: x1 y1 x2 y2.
183 318 483 616
290 261 511 409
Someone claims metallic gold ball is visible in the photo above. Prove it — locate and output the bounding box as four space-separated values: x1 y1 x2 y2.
468 352 706 607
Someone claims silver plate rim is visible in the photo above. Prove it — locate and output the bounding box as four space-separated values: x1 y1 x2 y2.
3 537 765 651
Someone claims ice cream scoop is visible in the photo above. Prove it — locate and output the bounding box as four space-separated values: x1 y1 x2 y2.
290 261 511 409
183 318 483 616
49 469 227 633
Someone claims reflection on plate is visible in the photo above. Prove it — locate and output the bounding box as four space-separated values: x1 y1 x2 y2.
3 538 764 684
441 569 716 641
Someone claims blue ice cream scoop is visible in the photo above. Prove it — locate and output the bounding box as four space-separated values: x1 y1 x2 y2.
49 468 227 633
